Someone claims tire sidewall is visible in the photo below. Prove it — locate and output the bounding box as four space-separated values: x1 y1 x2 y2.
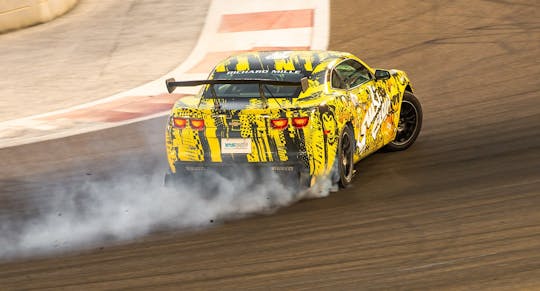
385 91 423 151
337 125 354 188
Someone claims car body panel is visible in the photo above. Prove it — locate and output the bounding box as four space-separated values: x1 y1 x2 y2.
165 50 412 185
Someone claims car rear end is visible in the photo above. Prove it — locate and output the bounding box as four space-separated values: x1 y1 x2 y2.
163 51 341 190
165 103 318 189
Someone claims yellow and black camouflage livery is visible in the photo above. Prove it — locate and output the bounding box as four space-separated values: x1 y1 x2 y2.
165 50 415 187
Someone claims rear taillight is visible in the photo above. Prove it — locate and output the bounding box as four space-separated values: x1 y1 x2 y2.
271 118 288 130
190 118 205 130
292 116 309 128
172 117 187 129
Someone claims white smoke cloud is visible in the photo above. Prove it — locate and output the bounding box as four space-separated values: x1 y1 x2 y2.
0 166 333 260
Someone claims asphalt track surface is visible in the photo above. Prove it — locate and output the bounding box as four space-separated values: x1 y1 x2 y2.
1 0 540 289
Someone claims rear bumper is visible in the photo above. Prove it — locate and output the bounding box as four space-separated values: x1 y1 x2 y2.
167 161 311 188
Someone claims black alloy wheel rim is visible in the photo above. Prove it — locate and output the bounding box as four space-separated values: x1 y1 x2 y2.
394 100 418 145
341 131 353 181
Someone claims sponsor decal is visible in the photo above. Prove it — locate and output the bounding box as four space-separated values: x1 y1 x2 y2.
264 51 291 60
185 166 206 171
271 166 294 172
230 120 241 127
226 70 269 75
221 138 252 154
225 69 301 75
357 85 391 151
271 70 302 74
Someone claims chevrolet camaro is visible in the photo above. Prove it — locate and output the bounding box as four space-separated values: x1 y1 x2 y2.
164 50 422 190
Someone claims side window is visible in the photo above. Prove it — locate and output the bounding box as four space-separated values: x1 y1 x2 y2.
334 59 371 89
331 69 345 89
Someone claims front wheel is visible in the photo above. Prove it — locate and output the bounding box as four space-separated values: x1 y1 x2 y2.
384 91 423 151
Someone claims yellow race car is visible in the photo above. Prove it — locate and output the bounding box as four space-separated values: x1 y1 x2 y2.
164 50 422 190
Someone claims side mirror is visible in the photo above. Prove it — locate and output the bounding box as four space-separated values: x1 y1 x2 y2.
374 70 391 81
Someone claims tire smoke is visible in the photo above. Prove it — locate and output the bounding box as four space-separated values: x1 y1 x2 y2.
0 167 331 260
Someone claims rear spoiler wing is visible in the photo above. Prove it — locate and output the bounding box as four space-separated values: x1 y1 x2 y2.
165 77 309 94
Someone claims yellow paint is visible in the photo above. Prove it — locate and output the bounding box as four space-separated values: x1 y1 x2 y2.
235 56 250 71
274 59 296 71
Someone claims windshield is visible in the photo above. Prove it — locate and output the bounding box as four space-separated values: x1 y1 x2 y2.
203 70 308 99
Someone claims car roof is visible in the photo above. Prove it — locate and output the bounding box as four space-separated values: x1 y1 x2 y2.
212 50 351 75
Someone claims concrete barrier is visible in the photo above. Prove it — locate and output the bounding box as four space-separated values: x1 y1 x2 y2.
0 0 78 33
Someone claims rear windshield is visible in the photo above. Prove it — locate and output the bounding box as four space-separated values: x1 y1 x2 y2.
203 70 307 99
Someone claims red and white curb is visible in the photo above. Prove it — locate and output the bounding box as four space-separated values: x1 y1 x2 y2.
0 0 329 148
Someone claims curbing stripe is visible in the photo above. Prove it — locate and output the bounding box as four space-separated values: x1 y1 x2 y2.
218 9 313 32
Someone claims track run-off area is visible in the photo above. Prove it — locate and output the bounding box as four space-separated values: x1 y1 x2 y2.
1 0 539 289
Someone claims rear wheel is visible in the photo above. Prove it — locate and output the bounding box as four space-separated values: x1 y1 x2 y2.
164 168 193 188
384 91 423 151
337 126 355 188
164 171 184 188
164 171 173 187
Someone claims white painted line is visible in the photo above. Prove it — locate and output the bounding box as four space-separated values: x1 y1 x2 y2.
311 0 330 50
210 28 313 52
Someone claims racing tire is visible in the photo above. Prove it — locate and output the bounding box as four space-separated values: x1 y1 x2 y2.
384 91 422 151
164 168 193 188
337 125 355 188
164 171 177 188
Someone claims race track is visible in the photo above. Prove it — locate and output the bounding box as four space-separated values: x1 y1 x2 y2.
1 0 540 289
0 0 208 121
